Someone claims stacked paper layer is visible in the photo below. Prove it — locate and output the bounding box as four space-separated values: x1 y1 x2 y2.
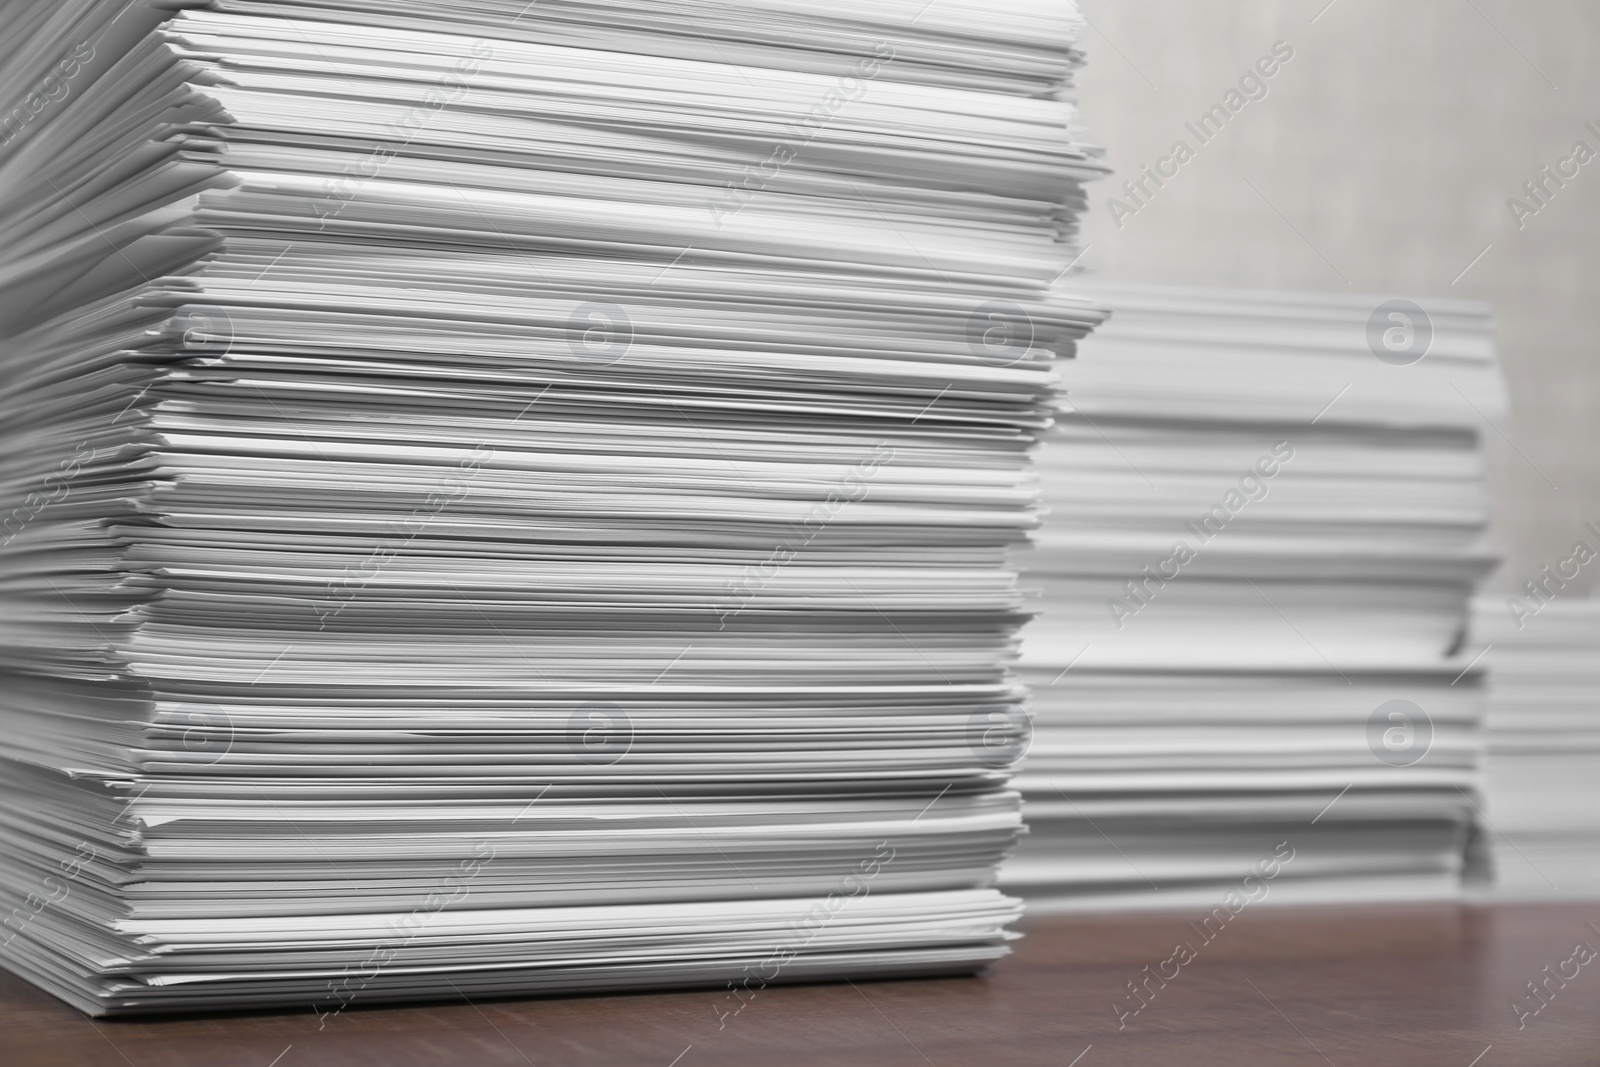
1004 281 1507 909
0 0 1106 1013
1475 599 1600 900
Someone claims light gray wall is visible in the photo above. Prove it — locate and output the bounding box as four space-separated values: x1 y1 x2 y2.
1074 0 1600 597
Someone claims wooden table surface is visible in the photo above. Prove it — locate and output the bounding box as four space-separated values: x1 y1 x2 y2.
4 902 1598 1066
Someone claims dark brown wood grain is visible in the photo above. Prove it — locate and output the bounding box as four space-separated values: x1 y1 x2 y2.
3 903 1598 1066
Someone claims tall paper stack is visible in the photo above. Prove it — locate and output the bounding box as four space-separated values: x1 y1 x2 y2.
0 0 1106 1013
1005 282 1506 909
1475 598 1600 900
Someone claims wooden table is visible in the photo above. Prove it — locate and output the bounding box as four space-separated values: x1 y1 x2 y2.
4 902 1598 1066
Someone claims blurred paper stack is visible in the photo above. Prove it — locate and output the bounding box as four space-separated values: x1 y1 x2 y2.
1004 282 1507 909
0 0 1106 1013
1475 599 1600 899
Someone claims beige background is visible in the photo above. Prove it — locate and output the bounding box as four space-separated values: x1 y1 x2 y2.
1073 0 1599 595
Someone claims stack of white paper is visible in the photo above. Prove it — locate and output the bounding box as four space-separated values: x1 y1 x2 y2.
1475 599 1600 900
1004 281 1506 909
0 0 1106 1013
